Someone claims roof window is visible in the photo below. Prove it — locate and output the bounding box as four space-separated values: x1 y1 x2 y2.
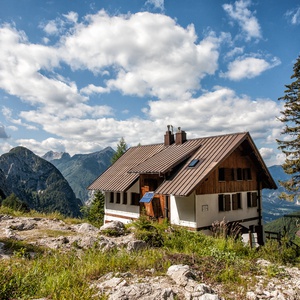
188 159 199 168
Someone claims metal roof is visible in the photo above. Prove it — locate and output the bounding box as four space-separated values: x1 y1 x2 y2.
129 139 202 174
88 132 277 194
88 143 165 192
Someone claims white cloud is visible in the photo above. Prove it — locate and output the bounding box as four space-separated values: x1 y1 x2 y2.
2 106 37 130
221 56 281 80
43 20 59 35
285 7 300 25
259 147 274 161
223 0 262 41
0 141 13 154
80 84 109 95
63 11 78 23
145 0 164 11
60 11 221 100
0 9 283 167
225 47 244 59
147 87 282 148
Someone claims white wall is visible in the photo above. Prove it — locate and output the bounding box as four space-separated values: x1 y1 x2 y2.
170 193 197 229
104 181 140 223
195 191 260 228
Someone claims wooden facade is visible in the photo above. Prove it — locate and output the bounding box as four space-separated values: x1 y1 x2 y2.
196 147 259 195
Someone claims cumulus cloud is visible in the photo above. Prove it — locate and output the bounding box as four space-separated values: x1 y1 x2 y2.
221 56 281 80
223 0 262 41
285 7 300 25
60 11 221 100
41 11 78 35
147 87 281 140
0 9 282 166
259 147 274 161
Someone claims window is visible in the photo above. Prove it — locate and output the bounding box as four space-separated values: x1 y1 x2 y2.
219 168 235 181
218 194 231 212
109 192 114 203
123 192 127 205
116 192 120 204
131 192 140 206
188 159 199 167
219 168 225 181
247 192 258 207
232 193 242 210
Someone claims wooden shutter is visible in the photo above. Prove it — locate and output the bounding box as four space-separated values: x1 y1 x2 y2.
252 192 258 207
232 193 238 210
225 194 231 211
225 168 234 181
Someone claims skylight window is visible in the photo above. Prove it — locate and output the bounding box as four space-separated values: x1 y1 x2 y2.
188 159 199 167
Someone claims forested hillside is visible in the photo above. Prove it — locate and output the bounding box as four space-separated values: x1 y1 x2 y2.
0 146 82 217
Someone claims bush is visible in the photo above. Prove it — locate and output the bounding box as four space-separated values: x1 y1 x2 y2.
1 193 29 212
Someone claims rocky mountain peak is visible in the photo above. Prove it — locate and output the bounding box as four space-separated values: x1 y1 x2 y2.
0 146 82 217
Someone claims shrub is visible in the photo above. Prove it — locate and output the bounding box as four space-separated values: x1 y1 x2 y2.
1 193 29 212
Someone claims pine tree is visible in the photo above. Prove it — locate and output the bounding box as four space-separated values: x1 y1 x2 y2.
277 55 300 202
111 137 128 164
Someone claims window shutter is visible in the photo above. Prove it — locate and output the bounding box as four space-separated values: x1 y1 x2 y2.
225 194 231 211
252 192 258 207
232 193 238 210
224 168 234 181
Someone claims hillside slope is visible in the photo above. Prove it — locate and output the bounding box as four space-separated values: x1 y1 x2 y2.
0 146 82 217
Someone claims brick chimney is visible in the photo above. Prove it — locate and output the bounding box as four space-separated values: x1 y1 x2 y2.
175 127 187 145
164 125 175 146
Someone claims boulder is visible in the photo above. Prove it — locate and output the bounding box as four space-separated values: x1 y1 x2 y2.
127 240 147 252
100 221 126 236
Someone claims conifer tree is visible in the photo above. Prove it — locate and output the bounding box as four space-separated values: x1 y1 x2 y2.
277 55 300 202
111 137 127 164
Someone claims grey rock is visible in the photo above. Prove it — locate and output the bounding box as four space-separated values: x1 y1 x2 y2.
127 240 147 252
75 222 99 233
100 221 126 236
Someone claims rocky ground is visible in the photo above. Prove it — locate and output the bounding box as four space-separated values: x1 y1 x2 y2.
1 215 300 300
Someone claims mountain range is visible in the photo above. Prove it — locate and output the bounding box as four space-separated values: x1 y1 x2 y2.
263 165 300 223
42 147 115 203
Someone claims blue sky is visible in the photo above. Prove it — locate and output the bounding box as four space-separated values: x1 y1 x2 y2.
0 0 299 166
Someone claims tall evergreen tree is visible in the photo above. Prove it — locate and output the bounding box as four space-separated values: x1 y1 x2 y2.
111 137 128 164
277 55 300 202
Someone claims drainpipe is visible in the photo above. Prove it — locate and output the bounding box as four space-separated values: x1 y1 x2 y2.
257 172 264 245
164 195 169 220
257 173 262 226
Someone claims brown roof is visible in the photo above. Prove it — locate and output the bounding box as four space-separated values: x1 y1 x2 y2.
129 139 202 174
88 132 277 195
88 143 165 192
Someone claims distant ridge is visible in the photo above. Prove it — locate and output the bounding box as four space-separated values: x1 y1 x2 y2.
0 146 82 217
43 147 115 203
43 150 68 161
263 165 300 223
